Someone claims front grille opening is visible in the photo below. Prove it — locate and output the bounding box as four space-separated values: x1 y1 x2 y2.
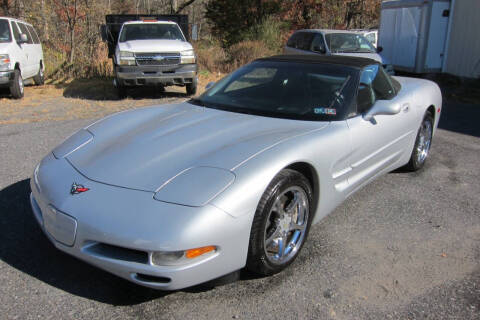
85 242 148 264
135 273 171 284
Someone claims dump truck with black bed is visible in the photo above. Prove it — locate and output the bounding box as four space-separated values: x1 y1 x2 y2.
101 14 197 96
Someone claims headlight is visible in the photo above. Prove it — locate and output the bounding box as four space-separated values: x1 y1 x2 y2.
180 49 196 64
151 246 217 266
119 51 136 66
52 129 93 159
0 54 11 71
153 167 235 207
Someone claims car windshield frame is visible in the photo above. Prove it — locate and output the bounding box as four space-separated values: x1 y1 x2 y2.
190 60 360 122
326 33 376 53
0 19 12 43
119 23 186 42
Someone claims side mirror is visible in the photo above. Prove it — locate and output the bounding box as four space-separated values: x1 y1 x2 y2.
363 100 401 121
205 81 215 90
376 46 383 53
313 45 326 54
100 25 108 42
19 33 28 44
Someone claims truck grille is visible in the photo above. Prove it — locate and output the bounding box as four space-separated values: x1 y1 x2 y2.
135 52 180 66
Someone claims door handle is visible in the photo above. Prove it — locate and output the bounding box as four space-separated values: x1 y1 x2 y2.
402 103 410 113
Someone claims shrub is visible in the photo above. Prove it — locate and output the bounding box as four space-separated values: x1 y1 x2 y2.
194 41 228 73
242 16 288 52
227 40 275 72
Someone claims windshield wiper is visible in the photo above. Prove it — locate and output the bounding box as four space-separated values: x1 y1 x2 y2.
188 98 205 107
328 75 351 108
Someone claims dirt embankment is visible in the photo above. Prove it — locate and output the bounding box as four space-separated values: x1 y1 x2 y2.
0 73 223 125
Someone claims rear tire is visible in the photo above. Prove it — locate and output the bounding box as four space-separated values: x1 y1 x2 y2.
404 111 434 171
9 69 24 99
186 77 197 95
33 64 45 85
246 169 313 276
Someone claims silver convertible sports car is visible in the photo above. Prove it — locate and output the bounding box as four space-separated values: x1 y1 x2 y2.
31 55 442 290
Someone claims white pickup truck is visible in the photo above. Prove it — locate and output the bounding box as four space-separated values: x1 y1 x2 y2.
101 15 197 97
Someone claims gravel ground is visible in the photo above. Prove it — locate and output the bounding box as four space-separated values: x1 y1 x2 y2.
0 100 479 319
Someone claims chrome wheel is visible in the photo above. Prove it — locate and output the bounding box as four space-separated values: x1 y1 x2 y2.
264 186 309 265
416 118 432 164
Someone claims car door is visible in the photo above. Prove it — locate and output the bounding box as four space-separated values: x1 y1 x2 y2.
16 22 35 78
9 21 28 76
284 32 315 55
345 64 417 193
26 24 42 75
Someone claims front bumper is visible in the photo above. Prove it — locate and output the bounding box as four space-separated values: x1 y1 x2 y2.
115 64 197 87
30 153 251 290
0 71 13 86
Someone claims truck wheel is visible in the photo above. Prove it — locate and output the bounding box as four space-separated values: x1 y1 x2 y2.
186 77 197 96
10 69 24 99
114 78 127 99
33 64 45 85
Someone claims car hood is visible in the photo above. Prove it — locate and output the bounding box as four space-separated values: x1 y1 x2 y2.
66 103 327 192
118 39 192 53
333 52 383 63
0 42 12 53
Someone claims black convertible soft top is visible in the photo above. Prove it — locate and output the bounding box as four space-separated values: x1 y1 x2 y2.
256 55 379 68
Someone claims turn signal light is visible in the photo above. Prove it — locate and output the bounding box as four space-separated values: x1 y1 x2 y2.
185 246 216 259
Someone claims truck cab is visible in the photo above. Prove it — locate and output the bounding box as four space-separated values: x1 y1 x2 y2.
102 15 197 97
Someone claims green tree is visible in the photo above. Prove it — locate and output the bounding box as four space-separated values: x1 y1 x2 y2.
205 0 280 48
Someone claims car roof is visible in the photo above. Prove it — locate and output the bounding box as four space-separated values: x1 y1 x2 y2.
255 55 379 69
295 29 362 35
0 16 32 26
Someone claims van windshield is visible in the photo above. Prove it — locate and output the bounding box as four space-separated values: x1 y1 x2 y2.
0 19 12 43
119 23 185 42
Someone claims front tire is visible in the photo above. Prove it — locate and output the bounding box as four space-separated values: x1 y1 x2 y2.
114 77 127 99
186 77 197 95
405 111 434 171
246 169 313 276
9 69 24 99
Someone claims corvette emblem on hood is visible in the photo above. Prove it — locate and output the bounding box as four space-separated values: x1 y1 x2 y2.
71 183 89 195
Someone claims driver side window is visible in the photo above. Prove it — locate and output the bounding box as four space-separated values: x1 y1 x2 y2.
357 64 396 114
310 34 326 53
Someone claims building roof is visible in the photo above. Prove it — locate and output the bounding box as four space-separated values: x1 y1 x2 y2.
255 55 379 68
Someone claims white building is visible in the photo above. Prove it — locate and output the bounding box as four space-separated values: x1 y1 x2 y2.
379 0 480 78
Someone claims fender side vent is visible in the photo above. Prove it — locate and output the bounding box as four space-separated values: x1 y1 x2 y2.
85 242 148 264
135 273 171 284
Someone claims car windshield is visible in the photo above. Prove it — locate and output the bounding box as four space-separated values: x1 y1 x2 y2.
0 19 12 43
326 33 376 53
191 61 358 121
119 23 185 42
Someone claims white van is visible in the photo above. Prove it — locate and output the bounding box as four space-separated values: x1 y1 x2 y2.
0 17 44 99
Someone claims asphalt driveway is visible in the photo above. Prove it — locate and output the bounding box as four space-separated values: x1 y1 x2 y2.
0 101 479 319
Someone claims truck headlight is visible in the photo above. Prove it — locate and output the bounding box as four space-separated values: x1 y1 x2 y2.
0 54 11 71
119 51 136 66
180 49 196 64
